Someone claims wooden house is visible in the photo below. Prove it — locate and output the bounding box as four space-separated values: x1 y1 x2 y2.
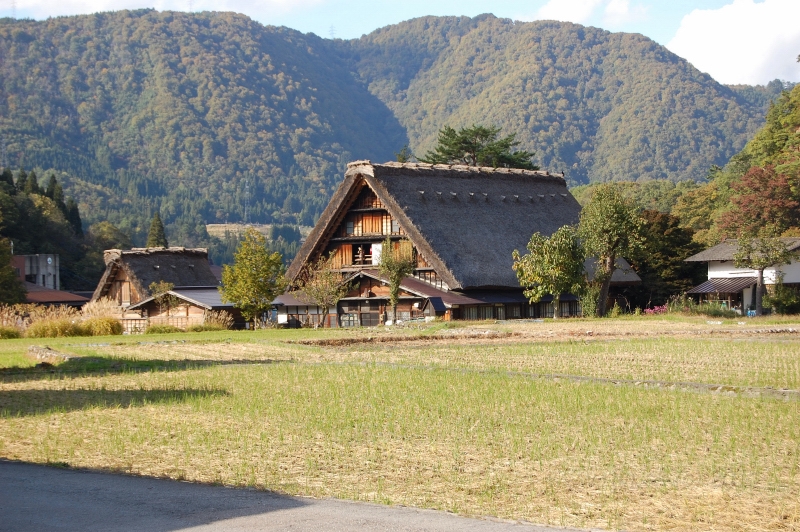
276 160 639 326
91 247 219 307
685 238 800 312
124 287 244 331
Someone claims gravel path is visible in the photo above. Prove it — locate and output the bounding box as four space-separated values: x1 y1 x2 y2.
0 461 587 532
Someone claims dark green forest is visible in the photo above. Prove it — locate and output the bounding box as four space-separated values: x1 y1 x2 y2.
0 10 789 255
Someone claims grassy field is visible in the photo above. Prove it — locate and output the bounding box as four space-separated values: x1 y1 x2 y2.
1 317 799 531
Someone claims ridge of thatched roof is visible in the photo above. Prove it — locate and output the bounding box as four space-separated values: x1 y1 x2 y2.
287 161 581 290
92 247 219 302
685 238 800 262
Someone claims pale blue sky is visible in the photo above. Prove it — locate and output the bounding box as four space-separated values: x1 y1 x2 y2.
5 0 800 84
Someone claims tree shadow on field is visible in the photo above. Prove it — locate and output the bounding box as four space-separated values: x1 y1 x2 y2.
0 386 227 417
0 356 287 384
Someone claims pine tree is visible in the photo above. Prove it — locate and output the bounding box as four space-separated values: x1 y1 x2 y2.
419 125 538 170
44 174 57 198
23 170 41 195
65 198 84 237
15 168 27 193
0 238 26 304
146 212 168 247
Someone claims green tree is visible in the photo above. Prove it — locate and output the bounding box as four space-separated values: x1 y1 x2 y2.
395 144 413 163
65 198 83 237
220 228 286 327
146 212 168 247
22 170 41 195
622 210 704 308
295 252 350 327
0 238 26 304
512 225 585 319
733 233 795 316
579 184 645 316
378 237 415 323
419 125 538 170
148 280 180 315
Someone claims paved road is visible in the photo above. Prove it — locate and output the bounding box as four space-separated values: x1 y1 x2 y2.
0 461 586 532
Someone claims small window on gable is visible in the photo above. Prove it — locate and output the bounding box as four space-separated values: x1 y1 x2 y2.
391 219 400 233
346 221 354 235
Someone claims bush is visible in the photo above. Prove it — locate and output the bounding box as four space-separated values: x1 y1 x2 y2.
667 295 738 318
187 323 226 332
26 319 89 338
764 279 800 315
82 316 123 336
0 325 21 339
145 324 183 334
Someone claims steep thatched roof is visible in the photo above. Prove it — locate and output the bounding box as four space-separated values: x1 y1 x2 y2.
288 161 582 290
91 247 219 302
685 238 800 262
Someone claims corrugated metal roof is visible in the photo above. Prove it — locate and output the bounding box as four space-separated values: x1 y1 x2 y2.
128 287 231 310
686 277 757 294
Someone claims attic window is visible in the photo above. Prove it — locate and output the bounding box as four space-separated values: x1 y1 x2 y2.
153 265 160 270
450 192 457 197
482 193 488 201
500 196 506 201
513 195 519 201
560 193 568 198
538 195 545 199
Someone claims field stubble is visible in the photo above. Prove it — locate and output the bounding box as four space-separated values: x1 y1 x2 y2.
1 318 800 531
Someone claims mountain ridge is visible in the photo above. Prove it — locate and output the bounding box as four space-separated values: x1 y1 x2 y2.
0 10 786 244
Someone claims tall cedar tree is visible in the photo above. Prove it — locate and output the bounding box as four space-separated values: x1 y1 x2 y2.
512 225 585 318
0 238 26 303
295 252 350 327
378 237 415 322
220 228 285 327
65 198 83 237
579 184 645 316
419 125 538 170
733 234 795 316
146 212 168 247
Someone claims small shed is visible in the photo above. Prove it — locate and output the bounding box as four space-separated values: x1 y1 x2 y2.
124 287 244 331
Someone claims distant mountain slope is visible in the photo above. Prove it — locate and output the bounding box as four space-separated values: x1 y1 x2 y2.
0 11 785 243
336 15 783 185
0 10 406 237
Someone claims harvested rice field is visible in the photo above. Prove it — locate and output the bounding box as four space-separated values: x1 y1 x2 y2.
1 317 799 531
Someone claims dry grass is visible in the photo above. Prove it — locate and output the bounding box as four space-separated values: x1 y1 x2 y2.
2 318 800 531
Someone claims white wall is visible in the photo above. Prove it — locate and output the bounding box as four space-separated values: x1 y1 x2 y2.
707 260 800 283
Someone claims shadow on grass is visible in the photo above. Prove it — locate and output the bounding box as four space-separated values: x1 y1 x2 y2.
0 356 287 383
0 386 227 417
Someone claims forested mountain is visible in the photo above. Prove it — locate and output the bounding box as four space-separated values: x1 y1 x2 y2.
0 11 786 246
335 14 785 185
0 10 405 243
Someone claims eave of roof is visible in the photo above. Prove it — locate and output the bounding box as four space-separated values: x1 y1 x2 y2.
686 238 800 262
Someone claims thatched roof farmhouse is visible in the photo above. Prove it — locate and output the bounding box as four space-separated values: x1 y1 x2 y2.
278 161 639 326
91 247 219 307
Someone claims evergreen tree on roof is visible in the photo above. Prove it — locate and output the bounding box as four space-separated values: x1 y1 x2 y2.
146 212 168 248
